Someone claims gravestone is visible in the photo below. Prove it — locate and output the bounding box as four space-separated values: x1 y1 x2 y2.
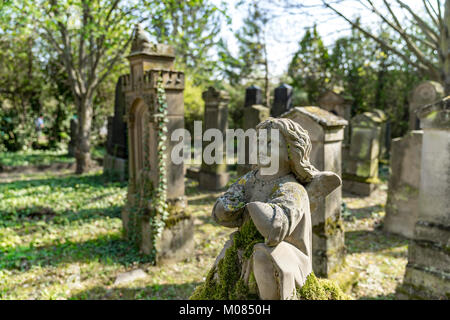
384 131 422 238
121 25 194 264
283 106 347 277
399 97 450 299
384 82 443 238
343 111 384 196
237 86 270 176
68 118 78 157
409 81 444 131
199 87 230 190
104 77 128 181
318 89 353 145
271 83 293 117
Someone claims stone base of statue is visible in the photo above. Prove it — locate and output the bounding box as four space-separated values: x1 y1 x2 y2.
103 153 128 181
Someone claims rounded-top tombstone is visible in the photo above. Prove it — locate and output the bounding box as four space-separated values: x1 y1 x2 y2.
409 81 444 131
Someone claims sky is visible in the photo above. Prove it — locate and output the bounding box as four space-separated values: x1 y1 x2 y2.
214 0 429 79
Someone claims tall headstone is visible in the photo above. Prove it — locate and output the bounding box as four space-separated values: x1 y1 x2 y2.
68 118 78 157
283 106 348 277
237 86 270 176
384 82 444 238
343 111 384 196
271 83 293 117
121 25 194 264
399 97 450 299
199 87 230 190
104 77 128 181
244 85 262 107
409 81 444 131
318 89 353 145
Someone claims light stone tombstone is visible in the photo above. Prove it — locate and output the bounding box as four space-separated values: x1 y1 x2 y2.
199 87 230 190
318 89 353 145
282 106 347 277
399 97 450 299
384 82 444 238
384 131 422 238
121 25 194 264
104 76 128 181
343 111 384 196
409 81 444 131
237 86 270 176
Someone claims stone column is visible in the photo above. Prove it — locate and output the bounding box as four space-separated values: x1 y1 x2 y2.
399 97 450 299
68 118 78 157
104 76 128 181
283 106 348 277
271 83 293 117
237 86 270 176
199 87 230 190
121 25 194 264
343 111 384 196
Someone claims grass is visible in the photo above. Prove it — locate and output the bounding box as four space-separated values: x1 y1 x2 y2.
0 160 409 300
0 149 74 167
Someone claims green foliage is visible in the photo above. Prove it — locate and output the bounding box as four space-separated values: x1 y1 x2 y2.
184 78 205 134
297 273 351 300
0 149 73 167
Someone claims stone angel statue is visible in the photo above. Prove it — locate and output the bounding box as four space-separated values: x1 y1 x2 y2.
191 118 341 300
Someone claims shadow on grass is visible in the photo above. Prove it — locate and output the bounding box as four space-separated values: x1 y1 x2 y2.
70 282 201 300
345 229 409 255
343 204 385 221
0 233 153 271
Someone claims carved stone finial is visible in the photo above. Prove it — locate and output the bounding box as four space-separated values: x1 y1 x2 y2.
130 24 155 54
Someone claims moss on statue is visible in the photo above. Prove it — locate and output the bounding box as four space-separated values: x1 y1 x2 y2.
190 219 350 300
297 273 351 300
190 219 263 300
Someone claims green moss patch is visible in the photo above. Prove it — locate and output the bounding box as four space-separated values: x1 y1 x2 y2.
297 273 351 300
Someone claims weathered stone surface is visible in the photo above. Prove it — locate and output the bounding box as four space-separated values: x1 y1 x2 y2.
199 87 230 190
282 106 347 277
121 25 192 264
384 131 422 238
271 83 293 117
237 104 270 176
114 269 147 285
400 97 450 299
408 81 444 131
343 111 384 196
68 118 78 157
191 118 343 300
318 89 353 144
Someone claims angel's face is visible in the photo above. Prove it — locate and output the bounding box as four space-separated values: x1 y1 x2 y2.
257 127 289 175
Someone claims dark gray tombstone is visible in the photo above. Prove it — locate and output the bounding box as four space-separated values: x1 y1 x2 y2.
244 85 262 107
271 83 293 117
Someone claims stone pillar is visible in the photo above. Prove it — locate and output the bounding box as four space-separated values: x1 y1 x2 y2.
283 106 348 277
384 131 422 238
343 111 384 196
199 87 230 190
237 86 270 176
68 118 78 157
271 83 293 117
121 25 194 264
399 97 450 299
104 76 128 181
408 81 444 131
244 85 262 107
318 89 353 145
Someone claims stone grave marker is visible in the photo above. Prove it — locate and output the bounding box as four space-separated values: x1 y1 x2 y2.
271 83 293 117
283 106 347 277
121 25 194 264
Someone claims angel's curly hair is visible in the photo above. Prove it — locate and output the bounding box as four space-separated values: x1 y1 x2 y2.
256 117 319 183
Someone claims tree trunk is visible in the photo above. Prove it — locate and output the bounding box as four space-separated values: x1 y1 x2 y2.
75 96 93 174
